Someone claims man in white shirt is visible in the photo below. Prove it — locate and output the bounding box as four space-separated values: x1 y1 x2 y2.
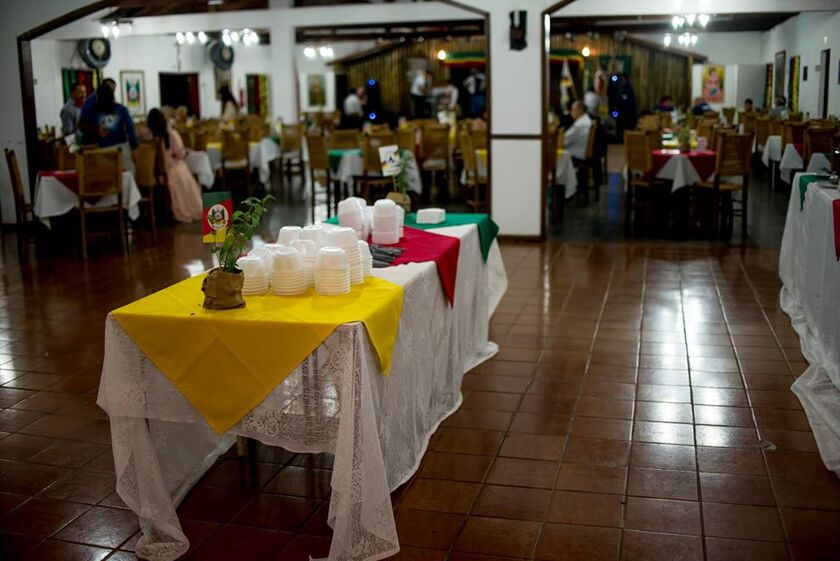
410 71 430 118
564 101 593 161
583 89 600 117
342 87 365 129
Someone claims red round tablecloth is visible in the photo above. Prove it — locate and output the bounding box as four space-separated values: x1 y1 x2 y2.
652 149 717 182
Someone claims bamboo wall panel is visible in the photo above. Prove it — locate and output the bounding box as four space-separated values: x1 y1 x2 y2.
339 36 486 114
550 34 692 112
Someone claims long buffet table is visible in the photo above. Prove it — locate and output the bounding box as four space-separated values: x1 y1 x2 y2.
96 220 507 561
780 172 840 475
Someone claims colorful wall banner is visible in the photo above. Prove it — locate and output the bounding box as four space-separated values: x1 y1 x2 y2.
764 63 773 109
788 55 801 112
202 192 232 244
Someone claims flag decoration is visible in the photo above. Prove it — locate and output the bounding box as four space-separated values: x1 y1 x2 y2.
560 60 576 108
788 56 800 113
246 74 270 117
203 192 233 244
763 63 773 109
61 68 102 103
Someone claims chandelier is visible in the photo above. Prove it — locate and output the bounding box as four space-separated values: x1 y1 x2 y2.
663 13 710 47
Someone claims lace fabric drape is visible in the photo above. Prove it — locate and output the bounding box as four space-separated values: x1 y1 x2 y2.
97 224 507 561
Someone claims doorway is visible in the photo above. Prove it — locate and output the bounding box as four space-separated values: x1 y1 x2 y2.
159 73 201 117
818 49 830 118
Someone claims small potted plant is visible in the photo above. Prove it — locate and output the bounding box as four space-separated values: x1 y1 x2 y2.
202 195 273 310
386 149 414 211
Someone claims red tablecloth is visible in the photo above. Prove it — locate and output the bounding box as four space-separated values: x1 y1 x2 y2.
652 149 717 182
793 143 804 157
378 226 460 306
38 170 79 193
834 199 840 261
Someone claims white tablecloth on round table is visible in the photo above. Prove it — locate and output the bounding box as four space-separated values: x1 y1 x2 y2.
334 150 422 194
464 150 577 200
96 223 507 561
779 146 833 184
33 171 141 229
780 172 840 475
655 154 706 192
761 135 782 166
206 137 280 184
184 151 215 189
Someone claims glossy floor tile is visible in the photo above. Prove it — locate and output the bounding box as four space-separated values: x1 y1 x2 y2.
0 171 838 560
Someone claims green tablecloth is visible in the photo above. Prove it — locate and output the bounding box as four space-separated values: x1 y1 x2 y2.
328 149 360 174
799 173 831 210
405 213 499 262
326 212 499 262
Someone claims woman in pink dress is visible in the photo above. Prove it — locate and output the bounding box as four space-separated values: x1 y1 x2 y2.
147 108 202 222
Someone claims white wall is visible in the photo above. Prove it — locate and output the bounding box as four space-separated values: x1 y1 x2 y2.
633 31 763 65
761 10 840 116
691 63 766 110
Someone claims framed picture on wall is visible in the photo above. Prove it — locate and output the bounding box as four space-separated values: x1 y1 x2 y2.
701 65 724 102
120 70 145 117
774 50 786 99
307 74 327 108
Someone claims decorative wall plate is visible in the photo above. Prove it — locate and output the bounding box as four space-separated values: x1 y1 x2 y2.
77 38 111 69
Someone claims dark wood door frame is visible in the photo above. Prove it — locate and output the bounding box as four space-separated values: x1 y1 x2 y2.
17 1 114 191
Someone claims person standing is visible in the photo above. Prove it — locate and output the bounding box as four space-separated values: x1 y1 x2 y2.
78 81 138 172
462 68 486 118
219 86 239 121
60 83 87 136
342 87 365 129
564 100 595 198
410 70 430 118
146 108 202 223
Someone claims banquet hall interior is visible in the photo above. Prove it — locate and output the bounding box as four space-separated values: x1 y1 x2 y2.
2 0 840 560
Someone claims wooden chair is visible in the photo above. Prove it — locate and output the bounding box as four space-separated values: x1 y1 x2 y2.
769 119 783 137
644 129 663 150
280 122 305 182
697 122 716 145
696 133 753 243
369 124 391 133
722 107 736 126
329 129 360 150
754 117 771 151
305 134 338 222
459 131 486 211
221 129 252 195
804 127 835 170
471 130 488 150
781 121 806 152
397 129 416 154
55 143 76 170
710 126 736 153
742 113 757 136
420 125 450 202
637 115 661 132
4 149 35 257
660 112 673 129
133 141 162 236
788 112 803 122
623 131 665 234
354 134 395 202
576 122 600 203
76 147 127 259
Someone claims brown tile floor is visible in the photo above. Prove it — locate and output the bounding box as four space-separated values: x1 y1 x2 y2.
1 229 840 560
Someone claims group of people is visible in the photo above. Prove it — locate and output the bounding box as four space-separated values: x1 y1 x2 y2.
56 79 243 224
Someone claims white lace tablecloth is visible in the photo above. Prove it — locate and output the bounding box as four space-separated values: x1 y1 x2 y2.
184 151 215 189
33 171 141 229
206 137 280 184
779 146 833 184
333 151 422 195
780 172 840 475
97 223 507 561
761 135 782 166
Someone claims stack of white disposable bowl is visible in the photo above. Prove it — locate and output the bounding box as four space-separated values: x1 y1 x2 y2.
315 247 350 296
290 239 318 286
371 199 400 245
397 205 405 238
358 240 373 277
329 227 364 285
270 247 307 296
337 198 369 240
277 226 302 245
301 224 329 247
237 255 269 295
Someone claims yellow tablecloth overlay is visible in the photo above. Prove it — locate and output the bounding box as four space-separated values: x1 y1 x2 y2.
112 274 404 433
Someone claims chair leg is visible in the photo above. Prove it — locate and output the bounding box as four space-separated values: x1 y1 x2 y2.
310 170 316 224
710 190 720 240
149 186 157 238
741 187 748 245
119 208 128 256
80 209 88 260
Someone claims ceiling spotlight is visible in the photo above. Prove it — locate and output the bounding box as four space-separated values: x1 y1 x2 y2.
581 45 591 57
101 24 110 38
207 0 223 5
175 31 185 45
319 45 334 58
663 34 672 47
250 31 260 45
230 31 240 43
222 33 232 46
185 31 195 44
698 14 710 27
672 15 684 29
198 31 208 44
242 33 252 46
303 46 316 58
399 36 406 43
690 34 698 46
111 22 120 38
437 49 447 60
685 13 696 26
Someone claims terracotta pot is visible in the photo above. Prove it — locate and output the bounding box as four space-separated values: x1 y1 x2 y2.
202 268 245 310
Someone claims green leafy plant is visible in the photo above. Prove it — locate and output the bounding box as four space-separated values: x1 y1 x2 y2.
211 195 274 272
394 149 415 194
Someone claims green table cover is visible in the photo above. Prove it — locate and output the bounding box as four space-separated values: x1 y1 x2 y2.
799 173 831 210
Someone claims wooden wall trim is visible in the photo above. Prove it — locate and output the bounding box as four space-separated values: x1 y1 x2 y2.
491 134 542 140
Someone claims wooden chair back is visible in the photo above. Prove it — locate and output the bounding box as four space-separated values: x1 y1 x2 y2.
624 131 653 174
660 112 672 129
782 121 806 150
804 127 835 163
769 119 783 136
722 107 736 126
697 122 716 143
742 113 757 135
397 129 416 152
280 122 304 152
585 122 598 160
222 129 249 162
305 134 329 173
193 130 208 151
637 114 661 132
369 124 391 133
644 129 662 150
134 142 157 188
77 147 123 197
459 132 478 176
711 126 736 152
788 112 803 122
754 117 770 147
55 143 76 170
714 133 752 177
330 129 360 150
363 134 393 174
471 130 488 150
4 149 28 225
421 126 450 161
